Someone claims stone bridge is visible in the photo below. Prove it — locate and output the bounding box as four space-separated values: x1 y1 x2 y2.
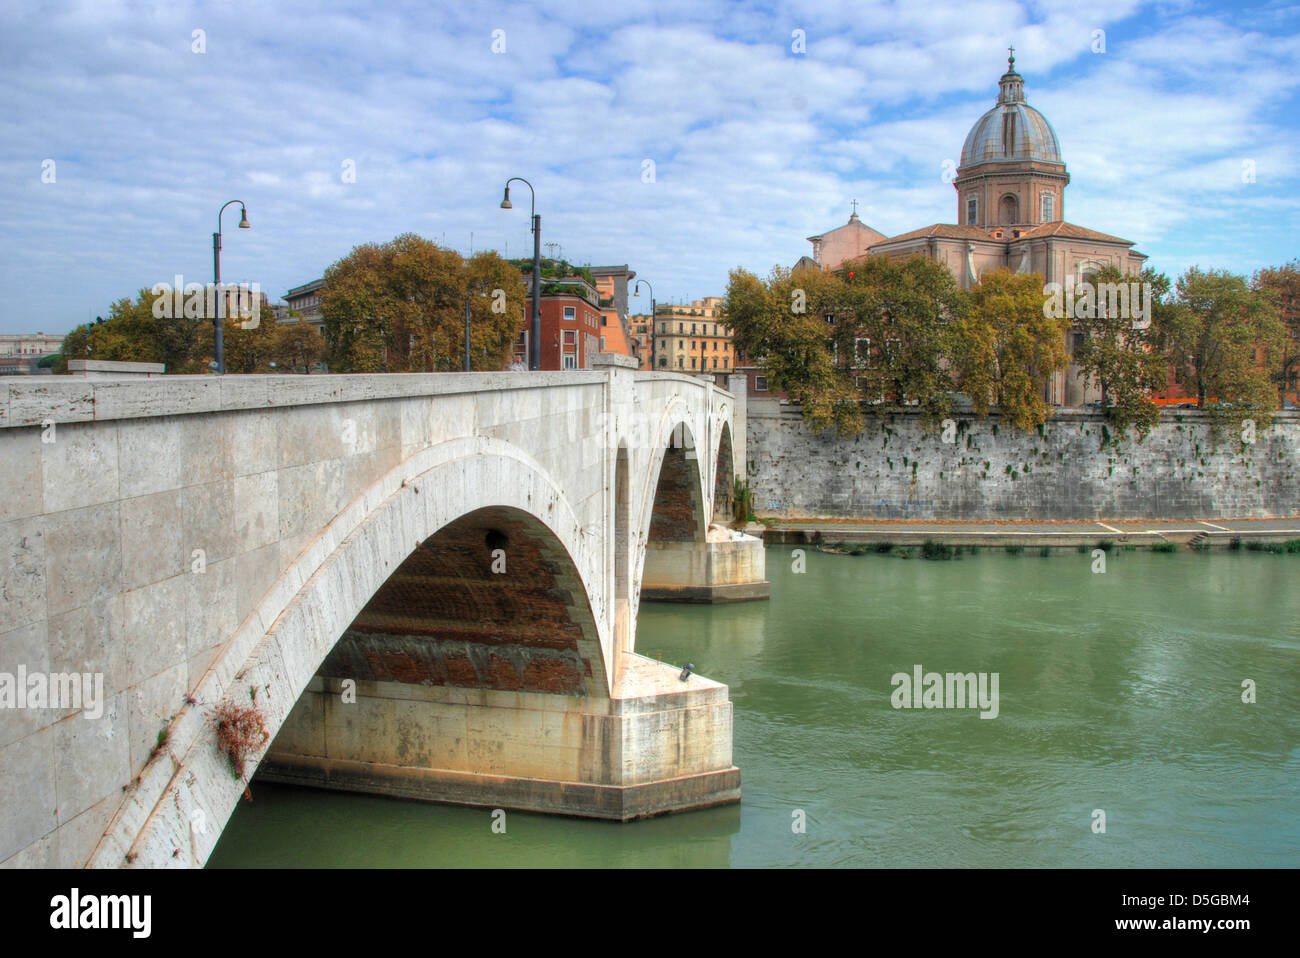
0 361 766 868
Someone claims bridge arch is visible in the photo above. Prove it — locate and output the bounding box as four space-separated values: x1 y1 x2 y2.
90 436 605 868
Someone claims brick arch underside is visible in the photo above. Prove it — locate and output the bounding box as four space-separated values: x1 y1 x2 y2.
319 506 602 696
89 437 606 869
712 421 735 522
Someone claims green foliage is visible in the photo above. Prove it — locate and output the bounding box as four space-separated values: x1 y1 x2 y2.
733 479 754 523
325 236 525 373
54 288 209 374
1253 260 1300 404
1095 540 1115 552
1150 541 1178 553
1004 544 1025 555
921 540 954 560
1156 267 1284 413
1072 265 1167 442
953 269 1071 432
837 255 966 432
722 265 863 436
507 257 595 287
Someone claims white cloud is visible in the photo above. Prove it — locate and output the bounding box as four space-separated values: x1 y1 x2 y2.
0 0 1296 333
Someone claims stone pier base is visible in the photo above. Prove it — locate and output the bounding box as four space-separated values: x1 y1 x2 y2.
257 655 740 821
640 531 769 602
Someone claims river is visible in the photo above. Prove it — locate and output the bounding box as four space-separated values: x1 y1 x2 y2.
209 546 1300 867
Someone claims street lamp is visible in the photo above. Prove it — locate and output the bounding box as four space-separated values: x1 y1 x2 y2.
213 200 250 375
500 177 540 371
634 279 655 369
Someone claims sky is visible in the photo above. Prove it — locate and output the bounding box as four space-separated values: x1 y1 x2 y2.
1 0 1297 335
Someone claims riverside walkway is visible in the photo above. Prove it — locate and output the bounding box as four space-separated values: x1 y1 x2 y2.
761 516 1300 549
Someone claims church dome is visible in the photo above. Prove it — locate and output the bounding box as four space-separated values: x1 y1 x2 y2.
959 53 1062 167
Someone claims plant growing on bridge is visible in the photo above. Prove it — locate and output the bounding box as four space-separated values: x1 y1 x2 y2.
212 698 269 794
733 478 755 524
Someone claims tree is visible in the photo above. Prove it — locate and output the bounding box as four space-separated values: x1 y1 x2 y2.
268 319 327 373
1157 267 1284 412
1252 260 1300 405
836 255 966 431
722 265 861 436
1072 265 1169 440
952 269 1071 431
54 288 207 373
323 234 525 373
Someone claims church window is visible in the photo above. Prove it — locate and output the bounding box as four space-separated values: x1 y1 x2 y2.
1041 192 1055 222
967 196 978 225
999 194 1018 225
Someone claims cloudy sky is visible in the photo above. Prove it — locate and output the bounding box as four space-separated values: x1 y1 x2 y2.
1 0 1297 335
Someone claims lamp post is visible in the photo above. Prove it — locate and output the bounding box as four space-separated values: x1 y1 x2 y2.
213 200 250 374
634 279 655 369
500 177 540 371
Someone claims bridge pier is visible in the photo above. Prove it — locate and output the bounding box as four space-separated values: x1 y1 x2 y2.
258 654 740 820
640 532 770 602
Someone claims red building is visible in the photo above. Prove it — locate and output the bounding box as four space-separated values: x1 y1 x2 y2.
511 277 604 370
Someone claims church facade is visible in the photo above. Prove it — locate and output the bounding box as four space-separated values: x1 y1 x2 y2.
807 53 1148 407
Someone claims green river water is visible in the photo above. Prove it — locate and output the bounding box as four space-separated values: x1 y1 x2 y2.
209 547 1299 868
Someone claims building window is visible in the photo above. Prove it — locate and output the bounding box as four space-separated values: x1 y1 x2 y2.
1041 192 1054 222
712 357 717 369
825 313 835 325
563 354 577 369
755 376 768 392
678 357 684 369
691 358 696 369
599 336 605 350
601 315 607 326
659 356 667 368
678 323 684 333
854 338 870 368
723 358 729 369
967 196 978 225
564 306 576 320
562 330 576 349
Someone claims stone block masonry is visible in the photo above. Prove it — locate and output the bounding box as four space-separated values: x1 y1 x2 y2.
748 401 1300 520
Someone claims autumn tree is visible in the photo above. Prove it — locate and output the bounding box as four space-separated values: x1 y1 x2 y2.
54 288 206 373
269 318 327 373
323 234 525 373
1156 267 1284 411
1252 260 1300 405
835 255 966 431
722 264 861 435
1071 265 1169 440
951 268 1071 431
